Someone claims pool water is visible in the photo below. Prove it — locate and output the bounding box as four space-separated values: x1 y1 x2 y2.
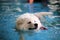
0 0 60 40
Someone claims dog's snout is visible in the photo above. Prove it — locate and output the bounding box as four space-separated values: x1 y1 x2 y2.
34 23 38 27
28 23 38 30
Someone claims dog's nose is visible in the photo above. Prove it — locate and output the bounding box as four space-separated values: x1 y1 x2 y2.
34 23 38 27
34 23 38 29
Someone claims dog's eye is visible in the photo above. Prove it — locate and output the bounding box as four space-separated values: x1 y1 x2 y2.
28 22 31 24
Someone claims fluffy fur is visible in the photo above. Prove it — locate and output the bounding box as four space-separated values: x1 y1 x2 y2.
15 12 52 40
16 12 52 31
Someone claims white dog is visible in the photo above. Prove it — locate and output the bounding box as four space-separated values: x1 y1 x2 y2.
15 12 52 40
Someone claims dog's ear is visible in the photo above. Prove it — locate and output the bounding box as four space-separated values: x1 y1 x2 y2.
34 12 53 19
16 18 23 26
16 18 24 30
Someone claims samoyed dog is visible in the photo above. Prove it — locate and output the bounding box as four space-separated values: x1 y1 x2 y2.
15 12 52 40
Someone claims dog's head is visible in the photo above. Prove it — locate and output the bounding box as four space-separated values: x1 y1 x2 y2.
16 12 52 31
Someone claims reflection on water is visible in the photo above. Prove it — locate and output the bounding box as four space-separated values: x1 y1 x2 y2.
0 0 60 40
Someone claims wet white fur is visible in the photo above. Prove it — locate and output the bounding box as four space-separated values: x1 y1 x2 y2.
16 12 52 31
16 12 53 40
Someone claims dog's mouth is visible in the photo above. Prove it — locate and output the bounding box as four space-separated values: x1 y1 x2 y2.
28 26 38 30
28 26 37 30
28 28 36 30
28 27 47 30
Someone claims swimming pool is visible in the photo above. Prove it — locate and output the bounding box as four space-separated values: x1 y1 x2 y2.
0 0 60 40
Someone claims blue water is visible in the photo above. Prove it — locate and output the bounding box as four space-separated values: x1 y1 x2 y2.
0 0 60 40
